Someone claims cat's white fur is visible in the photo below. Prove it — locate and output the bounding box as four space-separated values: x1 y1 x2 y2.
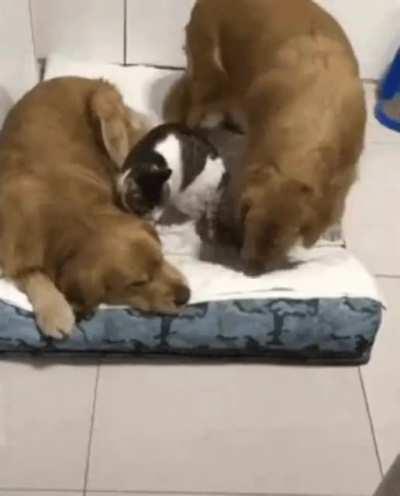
173 156 225 220
155 135 225 220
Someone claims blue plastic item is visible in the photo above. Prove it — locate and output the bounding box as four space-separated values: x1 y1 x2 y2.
375 49 400 133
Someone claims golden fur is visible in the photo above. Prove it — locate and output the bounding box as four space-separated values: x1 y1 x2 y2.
165 0 366 273
0 77 190 339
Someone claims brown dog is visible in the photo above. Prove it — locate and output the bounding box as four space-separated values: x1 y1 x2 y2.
0 77 190 339
165 0 366 274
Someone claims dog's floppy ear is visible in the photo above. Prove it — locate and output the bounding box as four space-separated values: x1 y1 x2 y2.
90 82 150 168
90 83 130 168
99 115 130 168
103 108 151 168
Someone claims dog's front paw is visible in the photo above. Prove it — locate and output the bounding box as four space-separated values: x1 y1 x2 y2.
36 297 75 340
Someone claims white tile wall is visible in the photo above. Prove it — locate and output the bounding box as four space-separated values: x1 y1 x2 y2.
316 0 400 79
30 0 124 63
0 0 38 125
0 492 82 496
120 0 400 77
344 142 400 276
344 86 400 276
0 0 397 79
126 0 195 66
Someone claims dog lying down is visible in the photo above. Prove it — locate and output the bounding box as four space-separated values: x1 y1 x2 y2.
0 77 190 339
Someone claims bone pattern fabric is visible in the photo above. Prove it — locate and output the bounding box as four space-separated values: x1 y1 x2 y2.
0 298 382 363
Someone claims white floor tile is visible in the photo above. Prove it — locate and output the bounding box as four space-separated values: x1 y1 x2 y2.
347 84 400 276
0 359 97 490
88 363 380 495
87 493 230 496
364 83 400 146
87 494 227 496
0 493 82 496
362 278 400 473
344 143 400 276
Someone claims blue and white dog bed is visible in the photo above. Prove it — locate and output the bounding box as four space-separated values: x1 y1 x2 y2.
0 55 383 363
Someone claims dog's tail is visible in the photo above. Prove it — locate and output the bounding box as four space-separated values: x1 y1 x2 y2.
90 80 151 168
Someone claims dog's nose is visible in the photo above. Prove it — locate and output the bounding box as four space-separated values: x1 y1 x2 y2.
174 284 191 306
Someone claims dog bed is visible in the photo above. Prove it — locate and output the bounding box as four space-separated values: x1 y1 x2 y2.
0 54 383 363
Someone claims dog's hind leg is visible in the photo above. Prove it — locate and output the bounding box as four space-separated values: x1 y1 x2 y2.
185 21 229 128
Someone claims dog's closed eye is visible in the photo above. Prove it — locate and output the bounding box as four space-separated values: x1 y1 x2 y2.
126 279 149 289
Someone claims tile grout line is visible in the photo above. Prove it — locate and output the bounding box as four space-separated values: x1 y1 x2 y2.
358 367 384 479
0 490 80 493
0 491 360 496
0 489 317 495
28 0 43 84
28 0 38 63
0 486 368 495
123 0 127 65
375 274 400 280
81 490 362 496
83 362 102 496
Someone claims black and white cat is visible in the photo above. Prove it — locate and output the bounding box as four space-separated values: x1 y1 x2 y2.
117 123 227 223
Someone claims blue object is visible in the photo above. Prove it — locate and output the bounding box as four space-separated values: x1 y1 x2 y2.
375 49 400 133
0 298 383 364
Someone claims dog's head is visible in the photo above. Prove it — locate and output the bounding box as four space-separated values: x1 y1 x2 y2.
239 174 316 275
57 216 190 317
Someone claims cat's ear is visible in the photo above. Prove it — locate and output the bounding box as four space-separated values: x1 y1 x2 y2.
149 164 172 182
178 126 219 158
191 128 219 158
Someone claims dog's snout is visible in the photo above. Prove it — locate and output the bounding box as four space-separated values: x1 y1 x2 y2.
174 284 191 306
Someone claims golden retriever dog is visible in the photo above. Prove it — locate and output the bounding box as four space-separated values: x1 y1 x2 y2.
0 77 190 339
165 0 366 274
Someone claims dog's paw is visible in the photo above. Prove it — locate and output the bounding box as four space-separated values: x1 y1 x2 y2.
36 297 75 340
